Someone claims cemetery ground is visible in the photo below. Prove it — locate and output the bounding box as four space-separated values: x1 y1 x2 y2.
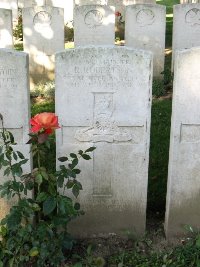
9 0 200 266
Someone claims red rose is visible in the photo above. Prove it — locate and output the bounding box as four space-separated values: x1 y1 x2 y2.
115 11 121 17
30 112 60 134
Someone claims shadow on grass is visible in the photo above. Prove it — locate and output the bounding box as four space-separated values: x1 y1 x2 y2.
147 99 172 216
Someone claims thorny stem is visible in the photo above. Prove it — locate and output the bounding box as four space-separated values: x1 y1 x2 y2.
0 114 22 201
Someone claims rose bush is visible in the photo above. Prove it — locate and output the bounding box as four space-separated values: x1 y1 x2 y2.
0 112 95 267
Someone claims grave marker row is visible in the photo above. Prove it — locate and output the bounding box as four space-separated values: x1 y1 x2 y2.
1 45 200 238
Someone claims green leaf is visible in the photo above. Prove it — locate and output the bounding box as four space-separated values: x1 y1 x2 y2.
7 131 14 143
73 169 81 174
57 175 64 188
2 160 9 166
43 196 57 215
66 180 74 189
35 173 43 185
72 183 82 198
36 192 49 203
71 158 78 169
19 159 29 166
16 151 25 159
85 147 96 153
41 170 48 180
58 198 66 214
70 153 77 159
58 156 68 162
11 164 23 177
81 154 91 160
0 225 7 236
4 167 10 176
74 202 80 210
196 237 200 248
13 152 18 161
29 247 39 257
78 150 83 155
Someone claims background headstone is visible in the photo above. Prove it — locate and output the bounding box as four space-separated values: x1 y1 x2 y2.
22 6 64 86
0 0 18 21
172 4 200 68
125 4 166 78
180 0 200 3
0 8 13 48
19 0 73 25
56 46 153 237
0 49 31 220
74 0 107 4
165 47 200 238
74 5 115 46
74 0 156 39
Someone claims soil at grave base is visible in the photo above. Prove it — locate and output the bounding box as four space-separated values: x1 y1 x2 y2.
64 215 182 266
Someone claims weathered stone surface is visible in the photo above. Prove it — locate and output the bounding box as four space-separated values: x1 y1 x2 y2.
0 0 18 21
55 46 153 237
0 49 31 220
172 4 200 68
74 5 115 46
125 4 166 78
22 6 64 86
165 47 200 238
74 0 107 4
180 0 200 3
19 0 73 25
0 8 13 48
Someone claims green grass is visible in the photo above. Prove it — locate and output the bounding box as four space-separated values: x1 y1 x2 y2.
148 99 172 214
31 100 55 117
109 237 200 267
14 42 23 51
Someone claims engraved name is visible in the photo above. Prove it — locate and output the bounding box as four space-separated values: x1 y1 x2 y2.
0 68 17 88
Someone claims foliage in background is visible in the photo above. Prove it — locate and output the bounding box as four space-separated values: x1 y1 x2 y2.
0 113 95 266
31 81 55 100
65 24 74 42
13 9 23 41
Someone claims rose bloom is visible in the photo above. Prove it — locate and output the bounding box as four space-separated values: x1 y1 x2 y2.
30 112 60 134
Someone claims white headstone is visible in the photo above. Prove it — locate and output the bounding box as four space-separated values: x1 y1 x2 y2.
172 4 200 68
74 5 115 46
74 0 107 4
0 0 18 21
19 0 73 25
180 0 200 3
56 46 153 237
125 4 166 78
0 9 13 48
165 47 200 238
0 49 31 220
22 6 64 86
